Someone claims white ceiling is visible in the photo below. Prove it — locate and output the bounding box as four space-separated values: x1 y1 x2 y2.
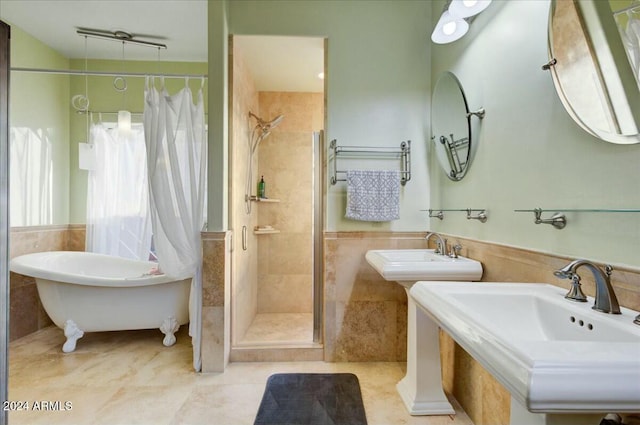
235 35 324 93
0 1 324 92
0 0 208 62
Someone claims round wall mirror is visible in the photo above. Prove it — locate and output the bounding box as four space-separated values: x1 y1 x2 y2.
547 0 640 144
432 71 482 181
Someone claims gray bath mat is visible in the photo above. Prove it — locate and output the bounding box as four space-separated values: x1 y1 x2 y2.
254 373 368 425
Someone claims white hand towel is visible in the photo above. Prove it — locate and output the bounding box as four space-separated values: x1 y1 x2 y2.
345 170 400 221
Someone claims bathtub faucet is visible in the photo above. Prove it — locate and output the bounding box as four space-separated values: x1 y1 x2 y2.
425 232 447 256
554 259 621 314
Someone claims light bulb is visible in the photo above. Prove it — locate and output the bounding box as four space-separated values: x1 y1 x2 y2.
448 0 492 19
443 21 457 36
431 10 469 44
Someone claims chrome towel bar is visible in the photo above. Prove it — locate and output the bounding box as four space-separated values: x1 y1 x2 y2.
329 139 411 185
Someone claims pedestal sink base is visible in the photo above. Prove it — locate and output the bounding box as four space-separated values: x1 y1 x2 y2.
398 289 455 416
397 378 455 415
510 398 604 425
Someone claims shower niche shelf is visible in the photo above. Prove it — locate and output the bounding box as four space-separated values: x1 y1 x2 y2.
254 229 280 235
248 196 280 203
254 225 279 235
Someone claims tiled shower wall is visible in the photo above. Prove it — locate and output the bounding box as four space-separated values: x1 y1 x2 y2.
256 92 323 314
8 225 85 340
323 231 640 425
230 41 260 343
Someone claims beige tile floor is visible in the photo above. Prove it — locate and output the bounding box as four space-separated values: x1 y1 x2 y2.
9 325 473 425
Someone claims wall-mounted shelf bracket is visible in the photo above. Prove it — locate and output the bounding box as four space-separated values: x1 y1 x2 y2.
515 208 640 230
466 208 488 223
533 209 566 229
514 208 566 229
424 208 487 223
428 209 444 220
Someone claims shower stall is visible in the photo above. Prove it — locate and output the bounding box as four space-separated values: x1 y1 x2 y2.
231 111 323 351
230 35 324 357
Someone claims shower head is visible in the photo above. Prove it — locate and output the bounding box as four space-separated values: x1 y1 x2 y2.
268 114 284 129
249 111 284 133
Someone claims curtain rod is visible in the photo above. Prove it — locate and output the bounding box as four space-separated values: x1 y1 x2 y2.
77 110 208 116
10 67 207 79
78 110 144 116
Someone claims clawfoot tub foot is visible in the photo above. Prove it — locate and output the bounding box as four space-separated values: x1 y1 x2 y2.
160 317 179 347
62 320 84 353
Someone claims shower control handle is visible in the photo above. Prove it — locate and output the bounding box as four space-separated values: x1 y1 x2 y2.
242 226 247 251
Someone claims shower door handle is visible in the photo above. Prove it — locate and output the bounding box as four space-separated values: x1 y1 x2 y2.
242 225 247 251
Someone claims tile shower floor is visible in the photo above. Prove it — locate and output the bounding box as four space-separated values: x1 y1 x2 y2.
240 312 314 345
8 326 473 425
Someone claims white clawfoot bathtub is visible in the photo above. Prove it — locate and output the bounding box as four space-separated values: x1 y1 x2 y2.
10 251 191 352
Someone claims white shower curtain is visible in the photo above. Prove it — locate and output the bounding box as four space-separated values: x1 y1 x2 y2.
9 127 52 226
86 123 152 260
143 77 206 372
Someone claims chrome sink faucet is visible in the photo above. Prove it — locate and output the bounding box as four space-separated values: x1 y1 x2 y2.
425 232 447 256
554 259 621 314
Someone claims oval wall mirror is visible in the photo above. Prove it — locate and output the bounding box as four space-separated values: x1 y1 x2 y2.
547 0 640 144
431 71 483 181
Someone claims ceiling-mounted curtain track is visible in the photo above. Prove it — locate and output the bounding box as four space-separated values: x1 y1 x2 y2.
76 29 167 49
10 67 207 79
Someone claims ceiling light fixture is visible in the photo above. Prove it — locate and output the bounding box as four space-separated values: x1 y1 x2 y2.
431 11 469 44
448 0 492 19
431 0 492 44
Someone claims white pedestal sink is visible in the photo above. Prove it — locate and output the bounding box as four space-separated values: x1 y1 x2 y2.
365 249 483 288
365 249 483 415
410 282 640 425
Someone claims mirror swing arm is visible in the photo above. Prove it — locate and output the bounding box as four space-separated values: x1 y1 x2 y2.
431 71 486 182
437 107 485 180
467 108 486 119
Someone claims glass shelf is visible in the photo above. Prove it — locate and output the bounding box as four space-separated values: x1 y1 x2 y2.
422 208 486 212
514 208 640 230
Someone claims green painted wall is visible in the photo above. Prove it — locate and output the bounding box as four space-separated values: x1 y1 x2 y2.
9 24 69 226
429 0 640 268
215 0 432 232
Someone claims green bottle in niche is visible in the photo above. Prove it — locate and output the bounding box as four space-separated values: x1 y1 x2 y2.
258 176 266 199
